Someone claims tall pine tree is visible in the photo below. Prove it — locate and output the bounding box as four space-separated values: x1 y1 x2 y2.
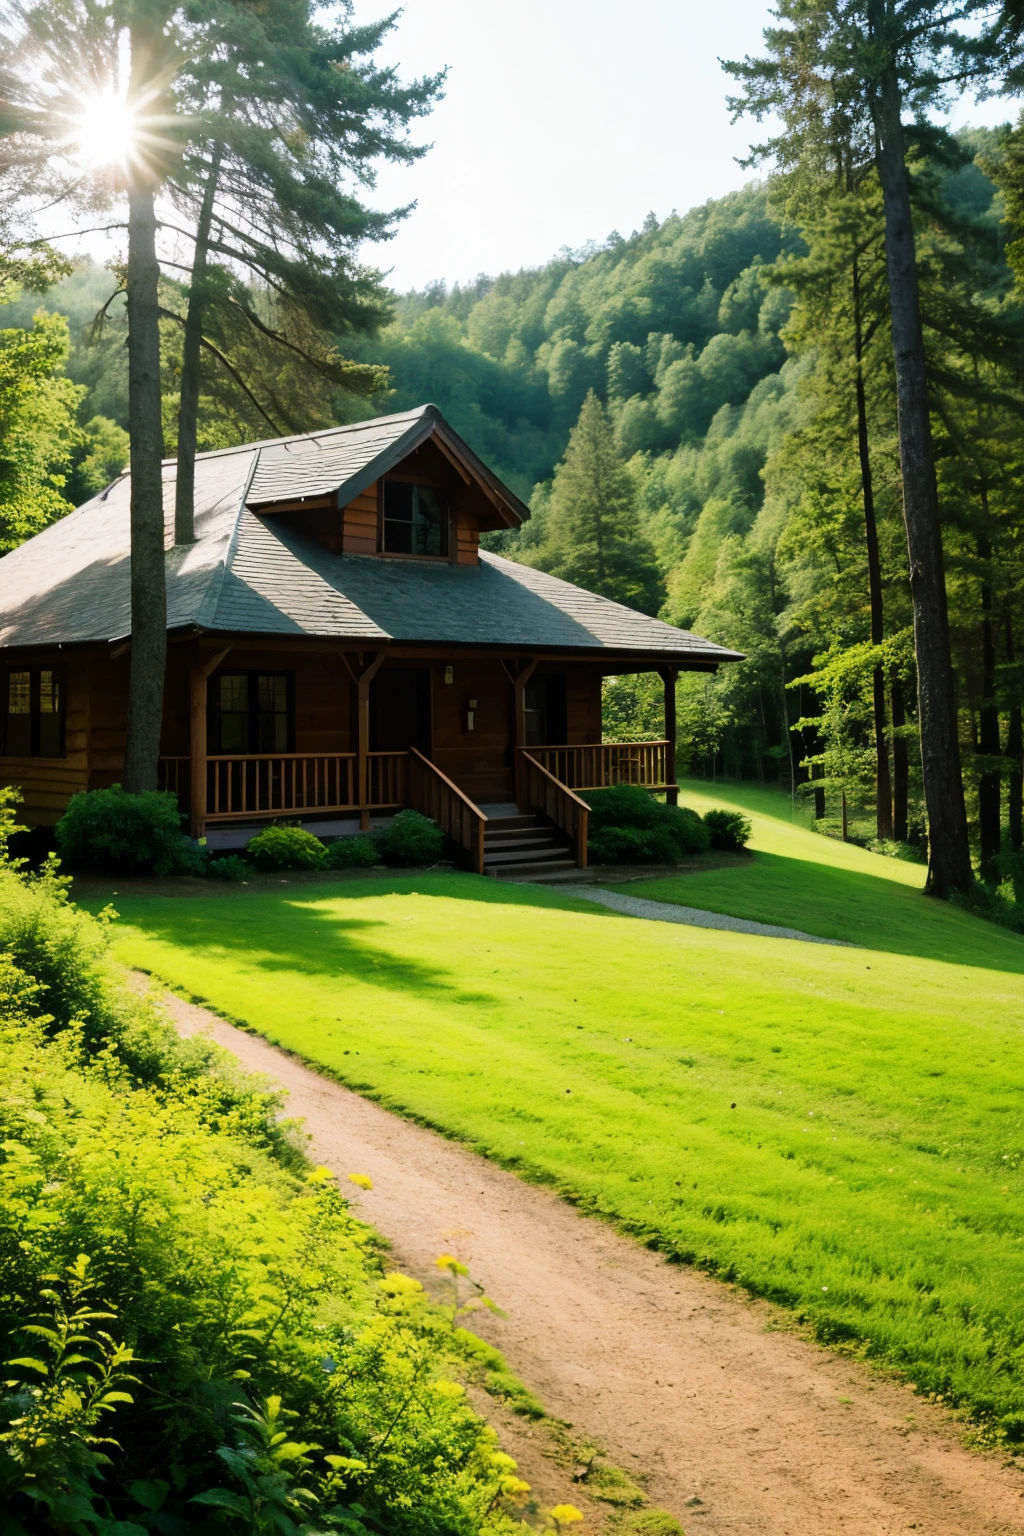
528 391 663 615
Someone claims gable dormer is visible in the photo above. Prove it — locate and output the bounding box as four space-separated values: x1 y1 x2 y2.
245 404 524 566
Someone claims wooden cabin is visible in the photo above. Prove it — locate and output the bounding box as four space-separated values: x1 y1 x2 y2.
0 405 740 877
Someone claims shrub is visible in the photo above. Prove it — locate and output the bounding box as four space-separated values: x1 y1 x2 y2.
247 825 325 870
585 783 663 832
55 785 188 876
584 785 709 862
866 837 925 864
207 853 249 881
321 835 380 870
377 810 444 867
703 808 752 851
589 824 681 865
663 803 710 855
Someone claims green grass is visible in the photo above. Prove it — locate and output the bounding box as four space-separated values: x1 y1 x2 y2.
86 814 1024 1436
614 779 1019 969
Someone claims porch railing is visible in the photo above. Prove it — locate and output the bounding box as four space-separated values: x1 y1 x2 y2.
527 740 669 792
158 757 189 803
407 747 487 875
517 750 589 869
159 751 407 823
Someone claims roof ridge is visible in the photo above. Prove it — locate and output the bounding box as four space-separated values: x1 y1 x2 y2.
195 446 263 629
163 404 437 468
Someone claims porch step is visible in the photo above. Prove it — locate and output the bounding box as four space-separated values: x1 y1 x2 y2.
482 810 576 879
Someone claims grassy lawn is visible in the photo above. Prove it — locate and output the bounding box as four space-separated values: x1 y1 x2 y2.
610 779 1016 967
88 811 1024 1435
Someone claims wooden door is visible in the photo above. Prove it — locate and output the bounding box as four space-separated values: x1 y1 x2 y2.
371 668 431 754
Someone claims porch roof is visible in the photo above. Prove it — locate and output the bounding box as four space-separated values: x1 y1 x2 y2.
0 404 741 666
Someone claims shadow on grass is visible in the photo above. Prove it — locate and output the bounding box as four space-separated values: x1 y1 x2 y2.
615 849 1024 975
108 895 502 1007
97 874 616 1009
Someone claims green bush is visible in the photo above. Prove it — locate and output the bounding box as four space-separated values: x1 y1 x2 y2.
247 825 325 870
207 853 249 881
663 803 710 855
703 808 752 851
584 785 710 862
377 810 444 867
0 827 528 1535
55 785 189 876
321 835 380 870
589 824 681 864
585 782 663 831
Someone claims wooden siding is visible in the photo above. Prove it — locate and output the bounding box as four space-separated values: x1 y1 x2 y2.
0 650 92 824
342 486 379 555
430 657 513 802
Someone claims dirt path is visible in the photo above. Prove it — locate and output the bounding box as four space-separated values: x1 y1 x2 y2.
159 985 1024 1536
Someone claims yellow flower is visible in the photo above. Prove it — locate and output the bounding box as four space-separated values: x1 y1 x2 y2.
549 1505 584 1527
378 1272 423 1297
435 1253 469 1276
306 1166 336 1185
347 1172 374 1190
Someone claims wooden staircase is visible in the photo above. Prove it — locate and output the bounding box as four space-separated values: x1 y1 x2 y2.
482 812 584 882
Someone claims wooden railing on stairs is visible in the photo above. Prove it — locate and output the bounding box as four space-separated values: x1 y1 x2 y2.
517 750 589 869
526 741 669 792
407 747 487 875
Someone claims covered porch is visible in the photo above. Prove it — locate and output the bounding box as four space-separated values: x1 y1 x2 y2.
158 642 683 876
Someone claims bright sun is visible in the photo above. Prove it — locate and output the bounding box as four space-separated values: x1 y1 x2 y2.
71 88 136 171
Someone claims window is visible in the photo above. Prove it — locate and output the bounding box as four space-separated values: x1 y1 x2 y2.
381 480 449 557
2 667 65 758
211 672 293 754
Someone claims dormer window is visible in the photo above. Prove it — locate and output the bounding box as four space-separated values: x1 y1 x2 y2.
381 480 448 558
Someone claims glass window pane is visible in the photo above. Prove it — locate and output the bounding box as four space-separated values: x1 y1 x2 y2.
8 672 30 714
383 481 414 523
412 485 447 557
5 672 31 755
382 481 448 557
257 674 289 753
220 675 249 711
218 674 249 754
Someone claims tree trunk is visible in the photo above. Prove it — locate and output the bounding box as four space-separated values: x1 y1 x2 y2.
1007 617 1022 852
891 675 909 841
976 528 1001 878
871 59 972 896
123 175 167 794
852 251 892 840
175 147 222 545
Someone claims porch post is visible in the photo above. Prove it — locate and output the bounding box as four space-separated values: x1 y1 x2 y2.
355 652 385 830
660 667 679 806
189 647 230 839
511 657 538 808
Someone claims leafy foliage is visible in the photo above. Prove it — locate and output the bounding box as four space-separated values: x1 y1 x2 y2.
247 825 326 870
55 786 189 877
0 834 528 1534
584 785 710 863
702 809 752 851
321 836 381 870
376 811 444 867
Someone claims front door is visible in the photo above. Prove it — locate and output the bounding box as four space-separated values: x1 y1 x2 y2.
370 668 431 754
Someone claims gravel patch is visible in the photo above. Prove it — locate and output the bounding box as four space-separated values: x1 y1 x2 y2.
573 886 855 946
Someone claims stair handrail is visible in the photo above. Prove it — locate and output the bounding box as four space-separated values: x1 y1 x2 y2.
407 748 488 875
516 749 589 869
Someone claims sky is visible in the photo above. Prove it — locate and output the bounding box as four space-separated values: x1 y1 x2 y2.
352 0 1014 295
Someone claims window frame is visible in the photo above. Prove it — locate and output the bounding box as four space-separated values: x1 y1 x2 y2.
1 665 66 759
378 476 452 560
209 670 295 755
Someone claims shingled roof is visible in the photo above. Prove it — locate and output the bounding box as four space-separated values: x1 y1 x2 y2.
0 405 741 665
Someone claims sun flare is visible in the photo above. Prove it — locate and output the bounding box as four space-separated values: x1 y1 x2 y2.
70 88 136 171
